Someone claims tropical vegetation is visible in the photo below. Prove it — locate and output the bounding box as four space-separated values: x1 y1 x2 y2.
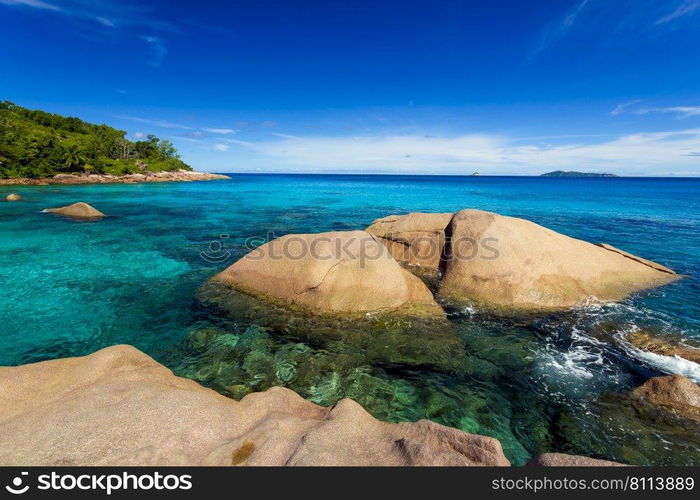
0 101 190 179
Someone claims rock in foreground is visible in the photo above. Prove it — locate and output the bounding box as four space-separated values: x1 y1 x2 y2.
211 230 443 317
5 193 22 201
45 202 105 219
631 375 700 422
439 209 678 312
0 345 510 466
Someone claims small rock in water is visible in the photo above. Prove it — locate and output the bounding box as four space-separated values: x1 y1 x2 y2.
45 202 105 219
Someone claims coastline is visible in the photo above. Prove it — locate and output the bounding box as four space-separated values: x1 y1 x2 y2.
0 169 230 186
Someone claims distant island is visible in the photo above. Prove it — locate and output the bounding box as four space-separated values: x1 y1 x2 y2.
0 101 191 180
541 170 618 178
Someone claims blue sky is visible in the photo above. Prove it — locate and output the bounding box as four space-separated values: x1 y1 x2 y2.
1 0 700 175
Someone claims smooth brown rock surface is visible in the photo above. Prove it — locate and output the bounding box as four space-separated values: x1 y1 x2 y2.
211 230 443 316
631 375 700 422
366 212 454 271
528 453 626 467
5 193 22 201
0 345 510 466
439 209 679 312
45 202 105 218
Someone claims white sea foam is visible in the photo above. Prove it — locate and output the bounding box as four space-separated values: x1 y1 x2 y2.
535 326 622 400
619 341 700 383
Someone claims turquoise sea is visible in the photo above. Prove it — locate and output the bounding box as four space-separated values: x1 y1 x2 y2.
1 174 699 465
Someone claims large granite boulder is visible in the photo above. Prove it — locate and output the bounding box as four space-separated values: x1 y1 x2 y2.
0 345 510 466
439 209 679 312
528 453 626 466
45 202 105 219
366 212 453 272
210 230 443 317
631 375 700 422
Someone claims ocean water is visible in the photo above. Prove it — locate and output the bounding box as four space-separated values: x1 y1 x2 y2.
1 174 699 465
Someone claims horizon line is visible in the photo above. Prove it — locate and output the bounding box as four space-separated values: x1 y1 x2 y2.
199 171 700 179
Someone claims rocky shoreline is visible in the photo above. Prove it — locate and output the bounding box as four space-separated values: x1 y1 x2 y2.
0 169 230 186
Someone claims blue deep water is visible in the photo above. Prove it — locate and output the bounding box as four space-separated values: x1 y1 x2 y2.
1 174 699 465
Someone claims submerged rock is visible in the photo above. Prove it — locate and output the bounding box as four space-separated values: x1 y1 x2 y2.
45 202 105 219
627 330 700 364
5 193 22 201
195 289 464 374
0 345 510 466
439 209 679 312
631 375 700 422
210 230 443 317
366 212 453 273
528 453 626 466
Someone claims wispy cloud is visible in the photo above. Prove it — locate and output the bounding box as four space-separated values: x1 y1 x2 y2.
636 106 700 118
611 99 642 116
203 128 237 135
141 35 167 67
0 0 61 11
224 128 700 176
530 0 589 57
115 115 192 130
213 143 229 151
1 0 178 66
656 0 700 25
95 15 114 27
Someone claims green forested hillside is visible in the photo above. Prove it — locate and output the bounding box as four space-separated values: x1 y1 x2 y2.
0 101 190 179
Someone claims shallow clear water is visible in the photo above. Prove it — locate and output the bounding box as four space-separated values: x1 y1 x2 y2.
1 174 699 465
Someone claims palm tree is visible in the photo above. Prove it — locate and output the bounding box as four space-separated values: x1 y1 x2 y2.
62 145 86 172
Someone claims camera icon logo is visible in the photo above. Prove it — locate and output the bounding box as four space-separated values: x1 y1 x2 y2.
200 233 232 263
5 472 29 495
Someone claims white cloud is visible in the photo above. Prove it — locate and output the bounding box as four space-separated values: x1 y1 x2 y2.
530 0 589 57
656 0 700 24
116 115 192 130
610 99 642 116
0 0 60 11
134 132 144 138
227 128 700 176
636 106 700 118
203 128 237 134
214 143 229 151
95 16 115 27
141 35 167 67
